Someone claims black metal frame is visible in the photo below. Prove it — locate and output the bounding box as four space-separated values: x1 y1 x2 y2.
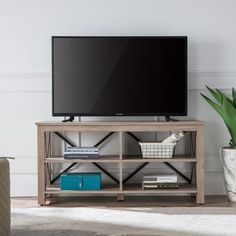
49 130 194 185
125 132 192 184
50 132 118 184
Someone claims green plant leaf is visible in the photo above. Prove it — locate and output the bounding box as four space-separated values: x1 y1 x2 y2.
201 89 236 148
232 88 236 108
216 89 233 106
205 86 223 105
222 96 236 147
200 93 223 115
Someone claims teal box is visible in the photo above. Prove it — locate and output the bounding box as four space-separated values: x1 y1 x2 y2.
60 172 101 190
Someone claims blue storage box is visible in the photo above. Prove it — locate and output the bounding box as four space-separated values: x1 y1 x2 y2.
60 172 101 190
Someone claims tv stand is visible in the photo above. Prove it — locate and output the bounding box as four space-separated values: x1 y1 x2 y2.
165 116 179 122
36 120 204 205
62 116 75 122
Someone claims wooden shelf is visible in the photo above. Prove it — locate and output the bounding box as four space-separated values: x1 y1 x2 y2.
45 155 196 163
45 184 120 194
123 183 197 194
45 155 120 163
45 183 196 195
36 120 204 132
122 155 197 163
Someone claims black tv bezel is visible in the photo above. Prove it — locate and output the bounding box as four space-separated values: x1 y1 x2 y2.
52 36 188 117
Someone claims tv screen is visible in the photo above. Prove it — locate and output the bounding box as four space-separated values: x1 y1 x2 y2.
52 36 187 117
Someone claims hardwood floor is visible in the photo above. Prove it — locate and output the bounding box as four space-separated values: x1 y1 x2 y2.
11 195 236 208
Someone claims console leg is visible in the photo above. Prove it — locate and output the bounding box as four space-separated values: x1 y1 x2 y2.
117 193 125 201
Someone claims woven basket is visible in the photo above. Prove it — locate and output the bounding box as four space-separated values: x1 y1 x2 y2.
139 142 176 158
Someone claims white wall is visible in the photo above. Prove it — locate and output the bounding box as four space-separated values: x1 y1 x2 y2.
0 0 236 196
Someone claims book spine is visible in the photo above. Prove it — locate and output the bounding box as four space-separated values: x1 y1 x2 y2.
143 183 179 189
64 154 100 159
66 148 99 151
143 176 177 183
64 151 99 155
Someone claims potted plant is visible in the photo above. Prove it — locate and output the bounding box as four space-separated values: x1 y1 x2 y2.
201 86 236 202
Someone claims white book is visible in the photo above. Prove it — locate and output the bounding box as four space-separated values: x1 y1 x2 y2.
66 148 99 152
143 174 178 183
64 152 99 155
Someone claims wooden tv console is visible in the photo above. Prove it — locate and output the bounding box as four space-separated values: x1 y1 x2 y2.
36 120 204 205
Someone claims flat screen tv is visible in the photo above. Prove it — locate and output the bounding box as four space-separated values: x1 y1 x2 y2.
52 36 187 117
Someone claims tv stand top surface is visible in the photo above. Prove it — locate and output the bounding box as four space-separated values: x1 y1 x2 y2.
36 120 204 131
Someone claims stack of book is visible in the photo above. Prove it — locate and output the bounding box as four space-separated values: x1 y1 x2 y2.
64 147 100 159
142 174 178 190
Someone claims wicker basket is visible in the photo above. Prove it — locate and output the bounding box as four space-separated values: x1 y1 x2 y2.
139 142 176 158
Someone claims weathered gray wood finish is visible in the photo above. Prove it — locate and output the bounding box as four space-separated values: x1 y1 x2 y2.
36 121 204 205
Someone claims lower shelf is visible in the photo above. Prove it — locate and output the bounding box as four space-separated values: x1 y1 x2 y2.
123 183 197 194
45 183 197 195
46 183 119 194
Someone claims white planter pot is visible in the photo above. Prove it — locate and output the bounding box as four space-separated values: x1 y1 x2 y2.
221 148 236 202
